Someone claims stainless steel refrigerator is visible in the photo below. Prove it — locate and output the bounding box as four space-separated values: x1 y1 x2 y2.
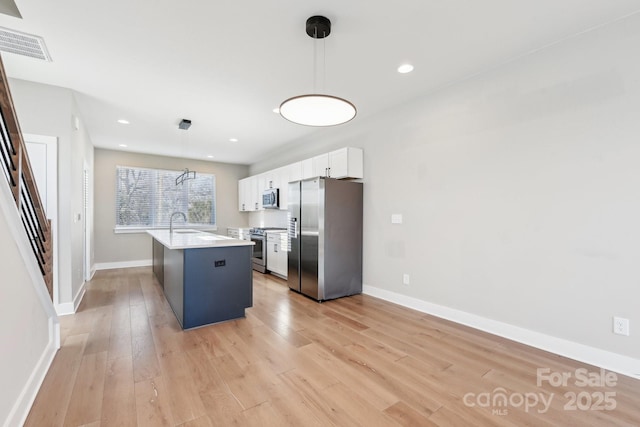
288 177 363 301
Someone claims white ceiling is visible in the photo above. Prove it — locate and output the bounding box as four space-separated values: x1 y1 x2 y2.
1 1 639 165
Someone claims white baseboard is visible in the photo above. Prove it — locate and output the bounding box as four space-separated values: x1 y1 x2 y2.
3 318 58 427
362 285 640 380
55 281 86 316
95 259 152 271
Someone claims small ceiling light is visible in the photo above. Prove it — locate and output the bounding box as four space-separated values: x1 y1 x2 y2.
280 16 356 127
178 119 191 130
272 107 280 114
229 138 238 142
117 119 130 124
118 144 127 147
397 64 414 74
207 155 214 159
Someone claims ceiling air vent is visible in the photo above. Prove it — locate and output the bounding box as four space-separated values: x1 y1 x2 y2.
0 27 51 61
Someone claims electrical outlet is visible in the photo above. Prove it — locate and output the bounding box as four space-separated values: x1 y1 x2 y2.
403 274 410 286
613 317 630 336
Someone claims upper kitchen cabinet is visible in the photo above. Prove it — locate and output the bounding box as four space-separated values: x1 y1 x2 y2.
327 147 363 179
238 176 258 212
239 147 363 212
288 161 303 183
301 158 314 180
305 147 363 179
261 170 277 190
278 162 302 210
312 154 329 178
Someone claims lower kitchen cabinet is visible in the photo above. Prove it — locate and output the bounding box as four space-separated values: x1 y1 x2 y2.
152 238 253 329
266 232 287 278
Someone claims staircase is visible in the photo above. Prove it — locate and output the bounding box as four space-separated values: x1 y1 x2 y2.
0 56 53 299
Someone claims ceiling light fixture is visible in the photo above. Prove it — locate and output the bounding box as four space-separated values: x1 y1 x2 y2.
229 138 238 142
117 119 130 124
397 63 414 74
118 144 127 147
279 16 356 127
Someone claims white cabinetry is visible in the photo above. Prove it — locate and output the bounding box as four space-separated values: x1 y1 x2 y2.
266 232 287 278
238 147 363 212
301 158 314 180
260 170 277 190
277 163 302 210
328 147 363 179
238 177 249 211
238 176 258 212
227 227 250 240
312 153 330 177
288 161 303 183
305 148 363 179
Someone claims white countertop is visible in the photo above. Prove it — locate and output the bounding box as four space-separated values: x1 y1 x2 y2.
148 229 255 250
264 229 287 234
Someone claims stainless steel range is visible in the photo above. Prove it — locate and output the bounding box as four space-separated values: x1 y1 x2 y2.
250 227 286 273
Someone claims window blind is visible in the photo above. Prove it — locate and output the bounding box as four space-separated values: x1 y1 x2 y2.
115 166 216 229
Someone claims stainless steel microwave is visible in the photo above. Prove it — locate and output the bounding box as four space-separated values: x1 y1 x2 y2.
262 188 279 209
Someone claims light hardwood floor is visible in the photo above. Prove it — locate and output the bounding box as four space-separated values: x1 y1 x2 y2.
26 267 640 426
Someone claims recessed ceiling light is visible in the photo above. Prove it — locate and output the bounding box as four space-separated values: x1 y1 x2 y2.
207 155 214 159
229 138 238 142
117 119 130 124
397 64 414 74
272 107 280 114
119 144 127 147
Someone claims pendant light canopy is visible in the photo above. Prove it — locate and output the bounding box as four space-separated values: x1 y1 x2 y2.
280 16 357 127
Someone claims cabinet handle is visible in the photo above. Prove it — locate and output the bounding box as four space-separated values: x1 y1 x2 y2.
274 244 278 253
255 202 258 209
327 167 331 177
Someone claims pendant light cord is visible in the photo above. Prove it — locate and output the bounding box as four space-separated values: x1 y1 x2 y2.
312 25 329 94
313 26 317 93
322 33 326 94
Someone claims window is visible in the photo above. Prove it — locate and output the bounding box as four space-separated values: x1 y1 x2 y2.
115 165 216 231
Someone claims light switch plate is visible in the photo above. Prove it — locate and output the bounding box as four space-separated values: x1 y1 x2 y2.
391 214 403 224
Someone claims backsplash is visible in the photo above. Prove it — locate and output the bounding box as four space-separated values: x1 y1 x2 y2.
248 209 288 228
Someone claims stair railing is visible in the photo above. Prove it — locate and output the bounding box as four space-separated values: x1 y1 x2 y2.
0 55 53 300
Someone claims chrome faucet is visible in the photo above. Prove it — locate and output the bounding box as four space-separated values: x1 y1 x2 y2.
170 211 187 233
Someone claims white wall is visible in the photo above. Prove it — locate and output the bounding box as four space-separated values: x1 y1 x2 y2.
94 148 249 266
0 155 57 426
9 78 94 310
251 13 640 362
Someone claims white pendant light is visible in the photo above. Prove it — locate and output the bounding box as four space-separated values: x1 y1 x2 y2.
280 16 356 127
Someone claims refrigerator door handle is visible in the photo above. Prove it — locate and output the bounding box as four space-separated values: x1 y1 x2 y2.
287 218 297 252
288 217 298 238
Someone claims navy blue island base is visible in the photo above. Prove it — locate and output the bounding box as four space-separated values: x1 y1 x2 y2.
152 238 253 329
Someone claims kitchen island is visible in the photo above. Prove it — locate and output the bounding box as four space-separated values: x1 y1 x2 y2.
148 229 254 329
